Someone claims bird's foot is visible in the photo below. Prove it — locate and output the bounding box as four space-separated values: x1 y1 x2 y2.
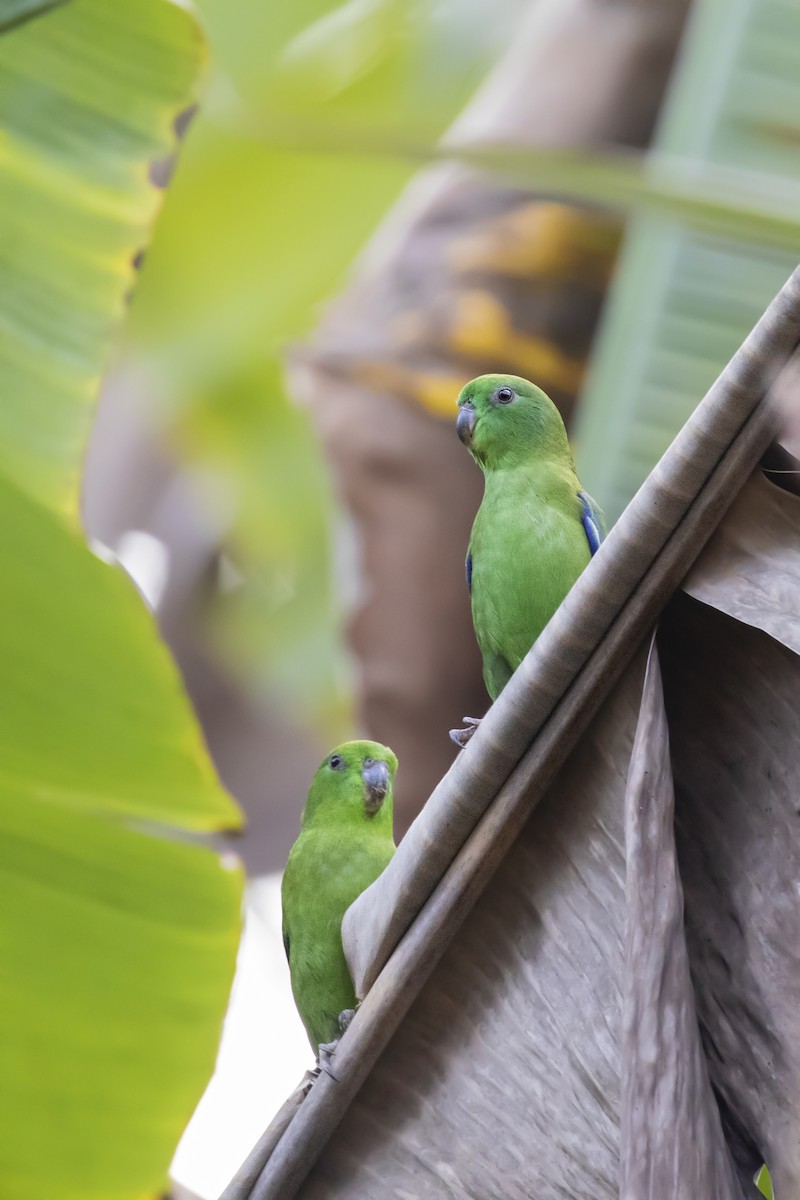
338 1007 356 1034
449 716 482 748
316 1009 357 1081
319 1036 345 1084
317 1038 341 1081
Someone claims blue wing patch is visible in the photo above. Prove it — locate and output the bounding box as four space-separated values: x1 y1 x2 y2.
578 491 604 557
466 551 473 593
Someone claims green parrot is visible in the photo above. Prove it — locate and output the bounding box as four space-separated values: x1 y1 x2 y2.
452 373 605 745
281 740 397 1059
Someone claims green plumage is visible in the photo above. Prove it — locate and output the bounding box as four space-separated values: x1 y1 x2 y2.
457 374 605 700
281 740 397 1053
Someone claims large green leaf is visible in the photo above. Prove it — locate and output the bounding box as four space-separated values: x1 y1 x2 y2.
0 0 204 519
0 3 243 1198
1 781 238 1199
0 0 67 32
0 471 239 830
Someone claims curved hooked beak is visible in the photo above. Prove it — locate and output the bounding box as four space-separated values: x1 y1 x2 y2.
456 402 477 446
362 758 390 815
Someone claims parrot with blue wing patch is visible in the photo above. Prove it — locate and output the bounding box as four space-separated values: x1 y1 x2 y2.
281 740 397 1062
451 374 605 746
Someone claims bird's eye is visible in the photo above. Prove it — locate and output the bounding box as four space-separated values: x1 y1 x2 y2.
493 386 515 404
329 754 345 771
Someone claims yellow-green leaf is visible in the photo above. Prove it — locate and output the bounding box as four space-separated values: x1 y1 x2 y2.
0 471 241 831
0 0 205 519
0 0 66 33
0 3 244 1197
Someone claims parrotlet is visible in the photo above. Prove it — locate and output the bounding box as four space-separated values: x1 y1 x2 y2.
452 373 605 746
281 740 397 1060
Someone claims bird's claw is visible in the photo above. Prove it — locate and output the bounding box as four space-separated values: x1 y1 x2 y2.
316 1008 358 1081
449 716 482 748
317 1038 340 1081
338 1007 356 1033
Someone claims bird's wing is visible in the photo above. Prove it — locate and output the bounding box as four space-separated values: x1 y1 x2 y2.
466 550 473 593
282 927 291 965
578 490 605 557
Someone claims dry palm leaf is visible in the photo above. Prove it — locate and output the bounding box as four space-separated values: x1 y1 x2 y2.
224 268 800 1199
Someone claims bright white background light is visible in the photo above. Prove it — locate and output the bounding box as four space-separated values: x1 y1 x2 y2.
115 530 171 611
171 875 311 1199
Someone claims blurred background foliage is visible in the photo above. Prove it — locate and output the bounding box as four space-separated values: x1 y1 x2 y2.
114 0 800 810
575 0 800 520
121 0 527 736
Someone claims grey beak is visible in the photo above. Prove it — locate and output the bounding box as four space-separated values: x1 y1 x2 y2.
362 759 390 815
456 403 477 445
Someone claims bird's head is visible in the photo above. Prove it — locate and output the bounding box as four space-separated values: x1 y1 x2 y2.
301 739 397 833
456 374 570 470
